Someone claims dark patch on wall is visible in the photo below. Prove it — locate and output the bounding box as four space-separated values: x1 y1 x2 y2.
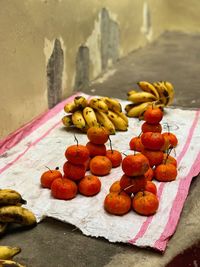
47 39 64 109
74 45 90 90
100 8 119 71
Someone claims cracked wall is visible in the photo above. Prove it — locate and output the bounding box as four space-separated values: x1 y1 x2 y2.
1 0 200 138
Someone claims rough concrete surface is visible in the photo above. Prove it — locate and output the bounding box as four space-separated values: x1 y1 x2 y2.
0 31 200 267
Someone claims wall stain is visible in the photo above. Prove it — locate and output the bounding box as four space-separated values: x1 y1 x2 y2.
74 45 89 91
47 39 64 108
100 8 119 71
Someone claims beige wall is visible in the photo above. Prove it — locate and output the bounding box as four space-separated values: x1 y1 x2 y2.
0 0 200 138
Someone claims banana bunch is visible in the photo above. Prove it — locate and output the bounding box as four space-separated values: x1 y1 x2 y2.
125 81 174 118
0 189 36 237
0 259 25 267
62 96 128 134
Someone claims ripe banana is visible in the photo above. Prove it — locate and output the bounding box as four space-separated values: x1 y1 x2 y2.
0 206 36 226
62 115 73 127
72 110 86 129
0 222 7 235
0 246 21 260
95 110 116 134
153 81 170 106
0 259 25 267
102 97 122 113
107 110 128 131
163 81 174 105
74 96 88 109
126 102 152 117
83 107 99 127
127 92 156 103
0 189 26 206
114 111 129 125
127 90 138 97
137 81 160 99
64 102 78 113
89 98 108 112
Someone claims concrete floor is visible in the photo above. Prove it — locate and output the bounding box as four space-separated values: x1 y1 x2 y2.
0 31 200 267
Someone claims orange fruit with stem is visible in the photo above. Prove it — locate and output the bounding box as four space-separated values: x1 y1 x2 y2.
86 141 106 157
63 161 86 181
142 149 164 167
144 181 157 195
162 132 178 148
87 126 109 144
119 174 147 194
106 137 122 167
78 175 101 196
122 153 149 176
132 191 159 216
154 163 177 182
163 153 177 167
144 106 163 124
141 132 165 151
90 155 112 176
144 167 154 181
51 177 78 200
141 122 162 133
40 166 62 189
129 136 144 152
104 191 132 215
109 180 121 193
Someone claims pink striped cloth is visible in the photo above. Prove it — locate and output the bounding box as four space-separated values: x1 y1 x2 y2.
0 93 199 252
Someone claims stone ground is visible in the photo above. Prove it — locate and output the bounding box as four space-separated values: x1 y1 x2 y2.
0 31 200 267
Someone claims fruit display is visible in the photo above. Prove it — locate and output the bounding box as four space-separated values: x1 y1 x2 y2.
129 106 178 182
62 96 128 134
125 81 174 118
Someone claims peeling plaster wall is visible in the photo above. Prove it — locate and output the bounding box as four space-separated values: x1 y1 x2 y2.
0 0 200 138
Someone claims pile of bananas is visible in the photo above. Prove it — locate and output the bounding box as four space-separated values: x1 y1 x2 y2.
0 189 36 266
62 96 128 134
125 81 174 118
0 189 36 232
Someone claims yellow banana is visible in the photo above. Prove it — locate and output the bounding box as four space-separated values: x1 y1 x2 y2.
127 92 157 103
0 206 37 226
95 110 116 134
153 81 170 106
0 246 21 260
114 111 128 125
74 96 88 109
71 110 86 129
163 81 174 105
62 115 73 127
83 107 99 127
126 102 152 117
125 103 138 113
0 222 7 235
64 101 78 113
102 97 122 113
137 81 160 99
0 259 25 267
89 98 108 112
127 90 138 97
0 189 26 206
107 110 128 131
